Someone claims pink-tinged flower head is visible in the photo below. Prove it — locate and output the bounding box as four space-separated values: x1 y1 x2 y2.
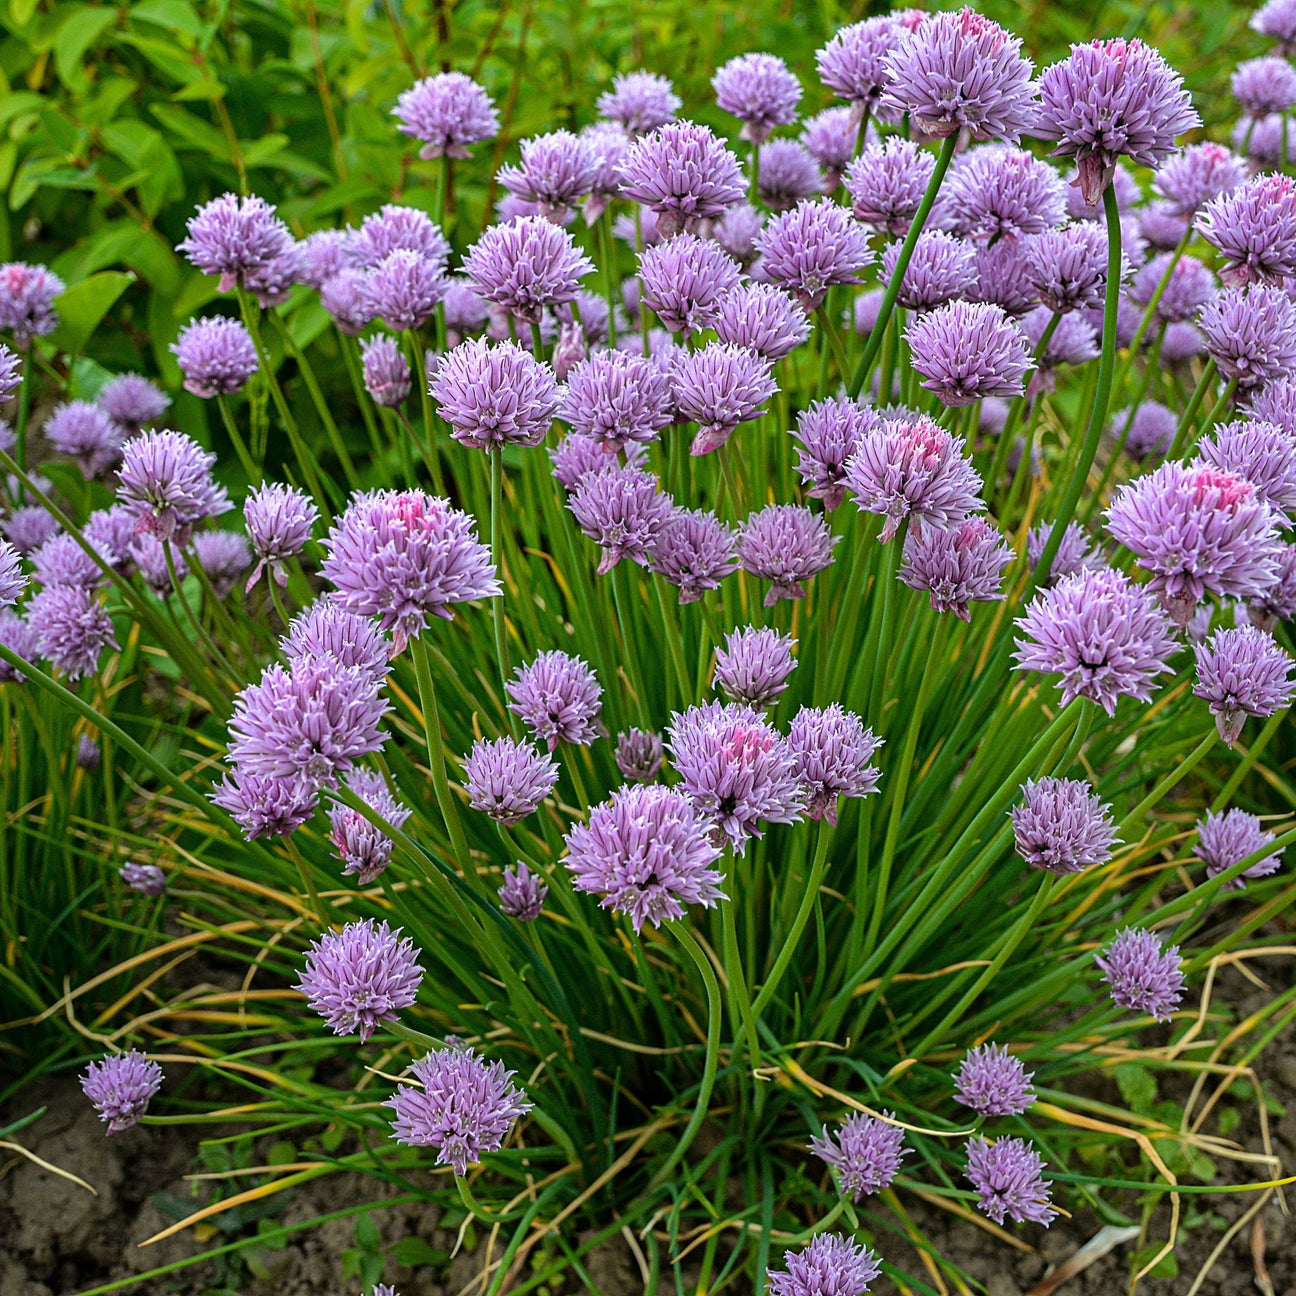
1106 462 1284 626
714 625 796 708
793 396 883 511
756 140 824 212
809 1112 907 1202
282 603 391 687
1249 542 1296 629
0 540 26 606
119 862 165 895
786 704 882 824
564 783 724 931
1013 567 1178 713
171 316 258 398
1036 39 1199 205
462 735 559 824
97 373 170 433
1199 286 1296 389
28 585 117 680
817 15 907 113
1233 56 1296 117
737 503 837 605
666 700 804 851
393 72 499 159
193 531 250 600
649 506 739 603
321 489 500 652
845 137 936 236
880 9 1038 144
116 430 231 542
1026 222 1117 314
768 1233 882 1296
298 918 422 1042
907 301 1031 407
754 199 874 313
1198 173 1296 287
498 860 548 921
562 350 672 451
568 464 673 575
955 1043 1036 1116
1197 419 1296 521
363 249 446 331
507 650 603 750
1195 806 1284 889
1130 252 1216 324
1194 625 1295 744
319 268 374 335
1011 776 1119 873
498 131 599 223
386 1044 533 1176
673 342 778 456
616 728 664 782
620 121 746 237
712 52 801 145
81 1051 162 1135
800 107 863 187
44 401 121 478
352 205 451 272
463 215 593 324
1096 926 1184 1020
965 1136 1057 1226
430 337 561 451
360 335 412 409
882 230 976 312
0 262 64 343
598 71 681 134
900 515 1013 619
1155 143 1248 217
945 146 1067 242
211 768 318 839
177 193 295 293
328 768 411 885
713 282 809 363
638 232 740 336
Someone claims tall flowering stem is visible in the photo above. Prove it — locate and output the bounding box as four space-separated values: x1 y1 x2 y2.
846 134 959 399
1167 358 1219 461
988 314 1059 499
406 332 447 495
1110 224 1192 405
490 448 514 722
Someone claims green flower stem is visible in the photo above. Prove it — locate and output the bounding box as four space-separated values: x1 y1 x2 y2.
653 577 693 710
215 394 259 482
815 304 848 385
611 561 650 725
1183 376 1238 456
405 331 447 495
1167 357 1218 461
162 539 233 675
1116 731 1217 838
338 330 386 463
847 133 958 399
720 864 761 1068
13 350 35 487
1211 707 1289 812
598 210 619 346
1110 225 1192 401
529 319 545 361
489 447 514 724
272 317 358 489
988 313 1059 500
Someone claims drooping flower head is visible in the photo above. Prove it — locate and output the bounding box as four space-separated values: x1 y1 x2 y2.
568 464 673 575
712 51 801 144
619 121 745 238
714 625 797 708
713 282 811 363
756 141 824 212
785 704 883 824
881 229 977 312
809 1112 907 1202
1198 173 1296 287
845 137 937 236
1194 807 1284 889
672 342 778 456
965 1136 1057 1226
900 515 1013 619
638 232 740 336
97 373 171 434
1198 286 1296 389
597 71 681 134
327 768 411 885
737 503 837 605
177 193 295 293
81 1051 163 1135
1193 625 1295 744
171 316 259 398
507 650 603 751
463 216 593 324
462 736 559 824
649 506 740 603
1011 776 1120 873
1232 56 1296 118
767 1233 882 1296
1095 926 1184 1020
954 1043 1036 1116
0 262 65 343
498 131 599 223
298 918 422 1042
945 145 1067 242
360 334 412 408
393 72 499 158
792 396 883 510
498 860 548 921
907 301 1031 407
28 584 118 680
754 199 874 313
431 337 561 450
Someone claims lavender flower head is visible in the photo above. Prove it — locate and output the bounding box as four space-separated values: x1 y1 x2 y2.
1026 222 1117 314
298 918 421 1043
462 215 593 323
393 72 499 159
597 71 681 134
881 230 977 312
900 515 1013 619
116 429 231 542
565 783 724 931
98 373 170 433
965 1136 1057 1226
1253 0 1296 51
44 401 121 477
845 414 984 542
0 262 65 343
561 350 672 451
0 343 19 401
1249 378 1296 434
0 540 26 608
907 301 1031 407
767 1233 882 1296
1155 142 1248 217
793 396 883 511
1196 419 1296 520
4 506 58 557
280 602 389 691
299 229 356 288
737 503 837 605
756 141 823 213
616 728 664 783
713 282 810 363
462 736 559 824
619 121 745 237
1140 199 1192 251
1027 520 1099 584
786 704 882 824
211 768 318 840
800 107 863 187
359 335 411 410
319 269 374 335
171 316 258 398
672 342 777 456
1035 39 1199 205
1114 400 1177 459
119 862 166 896
568 465 673 574
845 137 937 236
31 533 109 592
945 146 1067 242
1198 286 1296 389
1233 56 1296 118
666 700 804 851
81 1051 163 1135
498 860 548 921
709 203 765 264
714 626 796 708
1011 776 1120 873
352 205 451 272
712 52 801 144
329 768 412 885
1194 807 1284 889
638 233 739 336
0 610 35 682
363 250 446 331
880 8 1038 145
1198 173 1296 287
507 650 603 750
431 337 561 451
76 734 101 770
968 239 1040 318
321 489 500 652
954 1043 1036 1116
177 193 294 293
386 1044 533 1176
816 15 907 116
809 1112 907 1201
754 199 874 313
193 531 251 600
1013 567 1178 714
1193 625 1295 744
1130 252 1217 324
1096 926 1185 1021
28 585 118 680
498 131 598 223
649 506 739 603
1248 542 1296 629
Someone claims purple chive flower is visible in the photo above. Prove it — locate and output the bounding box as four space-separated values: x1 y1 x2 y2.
550 433 631 491
712 52 801 145
881 230 977 312
0 540 27 608
880 8 1038 144
945 146 1067 242
1130 252 1217 324
226 656 390 792
846 414 984 542
619 121 746 238
1155 142 1248 217
562 350 672 451
81 1051 163 1136
431 337 561 451
97 373 170 433
737 503 837 605
387 1044 533 1176
4 507 59 557
1195 807 1284 889
709 203 765 265
244 482 318 591
1237 112 1296 166
211 768 318 839
116 429 231 542
498 860 548 921
359 335 411 409
1013 567 1178 713
507 650 603 751
786 704 882 824
0 344 19 400
968 239 1040 318
177 193 294 293
1026 223 1114 314
1253 0 1296 51
598 71 681 134
1035 39 1199 206
31 534 109 591
1249 378 1296 434
28 585 117 680
498 131 599 224
321 490 500 652
1194 626 1295 743
1106 463 1284 626
171 316 259 398
299 229 356 288
710 283 808 364
192 530 250 600
638 233 740 336
793 396 883 510
320 269 375 335
756 141 824 213
363 250 446 331
580 121 630 223
0 262 65 343
393 72 498 159
1198 173 1296 287
568 464 673 574
352 205 451 272
1233 56 1296 117
900 515 1013 619
328 768 411 885
298 918 421 1042
1161 321 1205 363
767 1233 882 1296
565 783 724 932
1249 543 1296 629
1095 926 1185 1021
43 401 122 477
965 1136 1057 1227
1026 520 1099 582
666 700 804 851
76 734 100 769
954 1043 1036 1116
810 1112 908 1201
1199 286 1296 389
462 736 559 824
1197 419 1296 520
1011 776 1120 873
129 533 184 598
908 301 1031 407
463 215 593 324
714 626 796 708
672 342 777 456
817 15 907 117
649 506 740 603
1140 200 1193 251
442 278 489 345
119 862 166 896
1022 307 1099 382
1113 400 1177 459
754 199 874 313
615 728 664 782
845 137 937 236
0 610 35 681
800 107 863 187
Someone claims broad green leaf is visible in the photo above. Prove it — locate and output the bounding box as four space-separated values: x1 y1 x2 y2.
150 102 229 157
8 0 38 26
0 92 47 128
115 33 205 85
130 0 204 37
241 132 288 166
54 7 117 89
172 79 227 102
47 270 135 353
